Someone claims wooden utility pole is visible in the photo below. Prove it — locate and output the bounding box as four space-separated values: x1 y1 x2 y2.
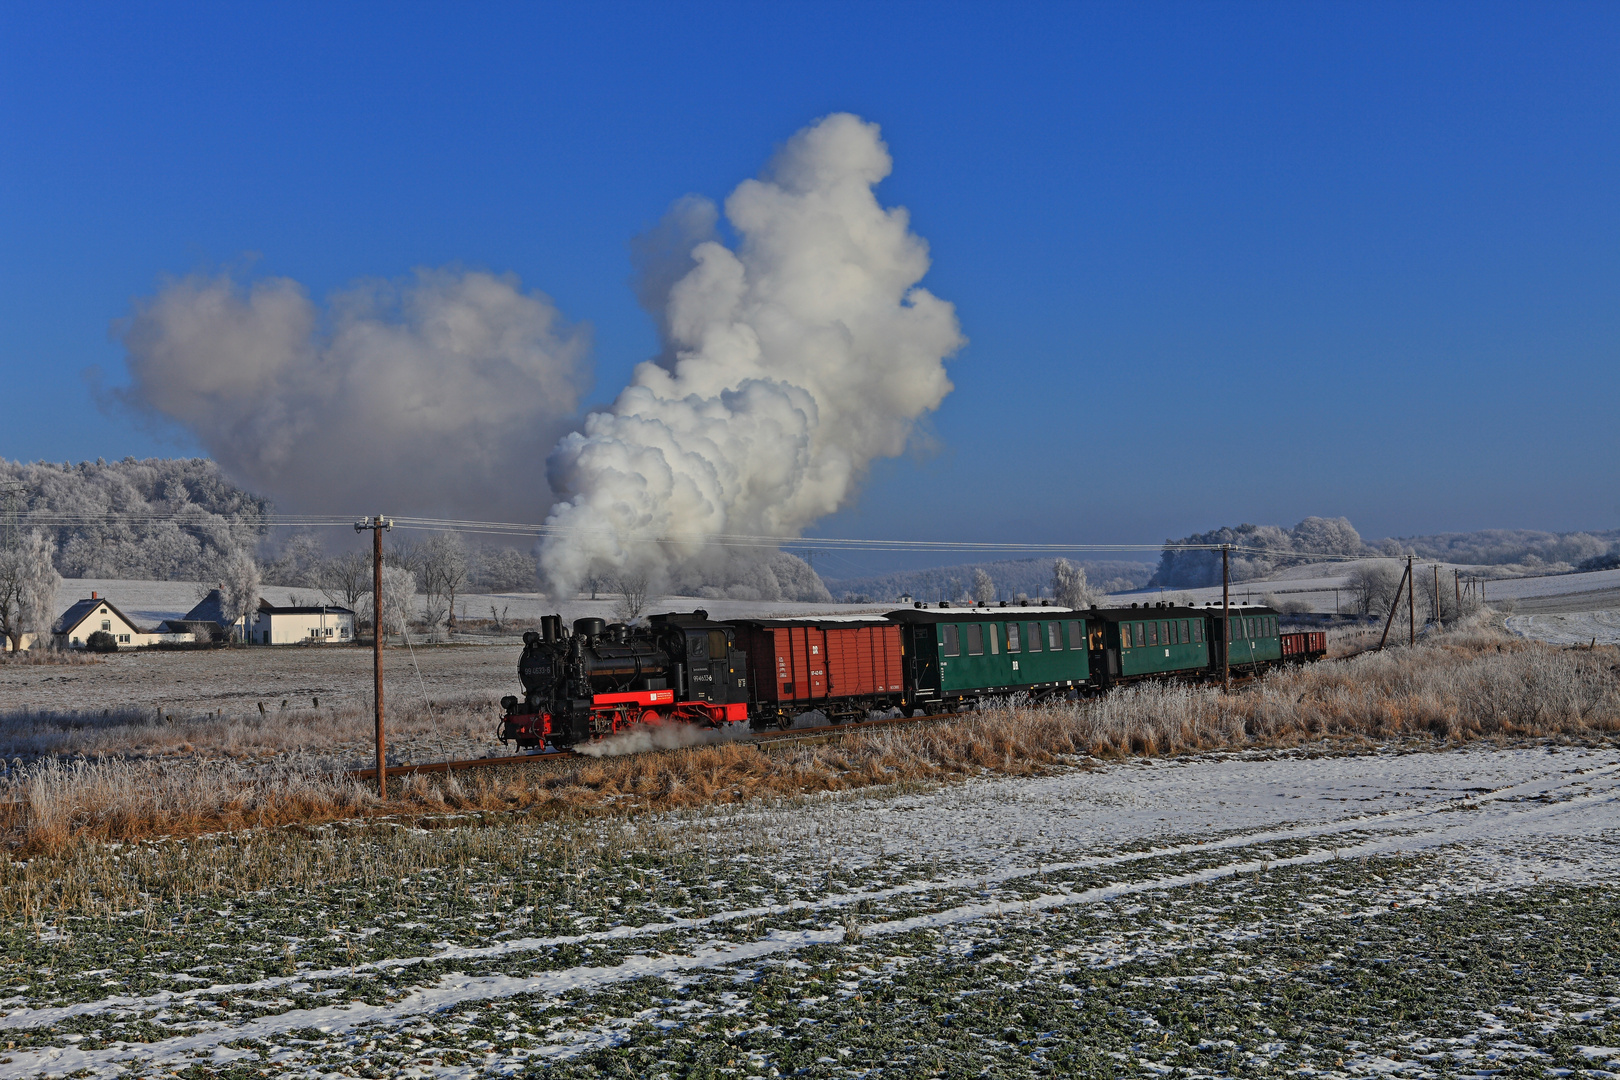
1454 569 1461 615
1221 544 1231 691
1433 564 1442 629
355 514 393 796
1378 559 1412 651
1408 555 1416 646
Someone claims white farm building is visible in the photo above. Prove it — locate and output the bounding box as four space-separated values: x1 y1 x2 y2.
250 600 355 645
53 593 196 649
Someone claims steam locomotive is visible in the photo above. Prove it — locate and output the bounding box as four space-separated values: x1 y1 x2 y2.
497 612 750 749
497 602 1327 751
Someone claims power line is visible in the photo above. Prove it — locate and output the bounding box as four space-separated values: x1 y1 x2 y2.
13 508 1398 562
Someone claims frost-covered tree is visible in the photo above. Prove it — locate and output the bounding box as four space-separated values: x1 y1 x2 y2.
472 547 538 591
612 573 650 623
421 533 469 625
0 531 61 651
215 548 262 641
266 530 324 587
1347 562 1403 617
1 457 270 581
971 568 995 604
1052 558 1100 609
375 565 417 639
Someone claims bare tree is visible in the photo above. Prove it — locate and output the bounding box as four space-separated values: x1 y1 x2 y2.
1347 562 1403 617
612 573 650 623
316 550 371 611
972 567 995 604
1052 558 1100 609
0 531 61 651
421 533 469 628
216 548 262 642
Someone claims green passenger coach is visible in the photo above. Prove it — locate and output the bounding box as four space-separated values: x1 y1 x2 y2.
886 605 1090 710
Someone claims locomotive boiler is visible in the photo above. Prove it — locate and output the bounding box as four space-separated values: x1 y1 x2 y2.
497 611 750 750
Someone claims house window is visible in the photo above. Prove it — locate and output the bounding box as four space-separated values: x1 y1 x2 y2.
1027 623 1041 652
101 620 111 632
117 634 130 643
1006 623 1021 652
965 624 984 656
941 625 960 656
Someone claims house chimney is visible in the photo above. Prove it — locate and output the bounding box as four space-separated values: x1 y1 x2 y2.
91 592 97 600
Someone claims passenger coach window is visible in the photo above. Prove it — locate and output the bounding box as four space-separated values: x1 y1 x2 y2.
1192 621 1204 643
1049 622 1062 650
1006 623 1021 652
1066 621 1084 650
966 624 984 655
942 625 960 656
1134 623 1145 648
1027 623 1041 652
1179 620 1190 644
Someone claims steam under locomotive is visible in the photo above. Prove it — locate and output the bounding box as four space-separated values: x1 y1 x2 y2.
498 602 1327 751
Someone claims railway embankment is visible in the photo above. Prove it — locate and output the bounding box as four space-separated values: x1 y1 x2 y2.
3 617 1618 855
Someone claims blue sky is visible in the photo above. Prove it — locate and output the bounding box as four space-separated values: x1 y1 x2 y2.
3 1 1617 572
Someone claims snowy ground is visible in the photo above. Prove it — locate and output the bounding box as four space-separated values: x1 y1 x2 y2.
3 740 1619 1078
1507 610 1620 647
1164 561 1620 621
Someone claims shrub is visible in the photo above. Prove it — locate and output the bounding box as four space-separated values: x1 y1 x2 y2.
84 630 119 653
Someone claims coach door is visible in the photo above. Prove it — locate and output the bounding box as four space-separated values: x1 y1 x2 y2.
1087 620 1113 684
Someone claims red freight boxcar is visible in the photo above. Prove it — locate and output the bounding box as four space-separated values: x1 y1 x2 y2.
1280 630 1327 661
734 618 906 727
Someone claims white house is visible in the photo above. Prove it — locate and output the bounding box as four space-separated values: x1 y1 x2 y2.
53 593 196 649
250 599 355 645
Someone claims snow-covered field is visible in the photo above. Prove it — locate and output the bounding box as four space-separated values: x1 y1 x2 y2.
4 740 1619 1078
1507 610 1620 647
1164 560 1620 624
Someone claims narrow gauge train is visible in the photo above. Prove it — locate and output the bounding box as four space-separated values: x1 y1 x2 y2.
498 602 1326 750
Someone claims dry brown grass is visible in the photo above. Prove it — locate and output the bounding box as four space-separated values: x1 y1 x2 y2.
4 623 1618 855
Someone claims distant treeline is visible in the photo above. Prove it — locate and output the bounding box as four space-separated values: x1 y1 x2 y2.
1150 516 1620 588
2 457 270 581
822 558 1154 604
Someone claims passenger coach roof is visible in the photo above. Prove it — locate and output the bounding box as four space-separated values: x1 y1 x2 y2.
885 605 1083 625
1088 604 1278 623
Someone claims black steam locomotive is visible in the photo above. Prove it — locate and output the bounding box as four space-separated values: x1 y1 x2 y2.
497 611 750 749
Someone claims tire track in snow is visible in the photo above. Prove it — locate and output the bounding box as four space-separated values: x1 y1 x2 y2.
9 755 1615 1034
5 758 1619 1077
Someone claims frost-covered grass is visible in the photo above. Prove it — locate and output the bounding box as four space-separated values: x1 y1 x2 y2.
2 741 1619 1077
5 626 1620 856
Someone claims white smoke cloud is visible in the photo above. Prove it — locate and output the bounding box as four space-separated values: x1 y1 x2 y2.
118 268 590 519
540 113 964 595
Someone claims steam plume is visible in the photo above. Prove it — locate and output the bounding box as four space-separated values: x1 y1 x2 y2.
540 113 964 595
118 268 590 519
